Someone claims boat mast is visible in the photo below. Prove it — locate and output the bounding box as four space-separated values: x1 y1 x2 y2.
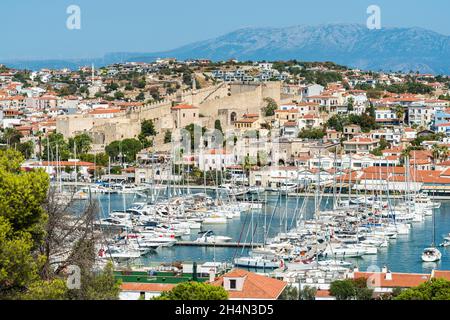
332 149 337 209
348 152 352 204
108 156 111 215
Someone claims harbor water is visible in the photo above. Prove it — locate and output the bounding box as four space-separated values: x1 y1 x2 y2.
90 191 450 274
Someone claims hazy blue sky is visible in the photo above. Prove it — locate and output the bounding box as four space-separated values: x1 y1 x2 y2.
1 0 449 60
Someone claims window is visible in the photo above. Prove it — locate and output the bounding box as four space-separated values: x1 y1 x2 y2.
229 279 236 289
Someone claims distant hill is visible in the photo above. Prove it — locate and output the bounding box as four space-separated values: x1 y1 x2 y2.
4 23 450 74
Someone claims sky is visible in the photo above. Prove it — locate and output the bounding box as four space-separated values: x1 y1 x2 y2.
1 0 449 60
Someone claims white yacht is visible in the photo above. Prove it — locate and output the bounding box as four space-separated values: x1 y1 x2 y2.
421 247 441 262
286 258 317 271
233 256 283 269
195 230 232 244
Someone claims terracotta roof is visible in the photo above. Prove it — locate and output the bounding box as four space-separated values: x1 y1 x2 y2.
88 108 122 115
210 269 287 299
284 121 297 127
235 118 258 124
275 109 297 113
205 149 230 155
120 282 176 292
171 104 197 110
432 270 450 281
315 290 332 298
243 113 259 118
29 161 95 167
344 137 378 144
355 272 430 288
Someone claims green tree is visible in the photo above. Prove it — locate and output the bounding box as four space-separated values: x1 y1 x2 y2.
329 278 373 300
279 285 298 300
0 149 49 298
347 97 354 112
299 286 317 300
42 133 70 161
262 97 278 116
79 152 109 167
164 131 172 144
155 282 228 300
0 216 40 298
298 128 326 139
114 91 124 100
370 137 390 156
394 105 405 125
141 119 157 137
395 278 450 300
105 139 143 163
66 262 121 300
68 133 93 155
105 82 119 92
1 127 23 146
214 119 223 134
17 141 34 159
326 114 349 132
21 279 68 300
136 92 145 101
329 279 356 300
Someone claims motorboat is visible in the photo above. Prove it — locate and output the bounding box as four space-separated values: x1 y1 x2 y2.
95 217 132 229
247 186 265 194
440 233 450 247
73 190 89 200
318 259 353 267
219 184 247 196
286 258 317 271
279 182 298 194
202 214 227 224
320 244 366 258
98 245 141 261
195 230 232 244
233 256 283 269
421 247 441 262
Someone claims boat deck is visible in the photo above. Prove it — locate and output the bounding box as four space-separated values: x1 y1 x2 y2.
175 241 264 248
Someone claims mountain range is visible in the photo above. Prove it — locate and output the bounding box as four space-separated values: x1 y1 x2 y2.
3 23 450 74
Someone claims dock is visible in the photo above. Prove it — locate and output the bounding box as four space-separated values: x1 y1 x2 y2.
175 241 263 248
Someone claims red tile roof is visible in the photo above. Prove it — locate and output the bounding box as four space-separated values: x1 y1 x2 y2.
171 104 197 110
29 161 95 167
355 272 430 288
88 108 122 115
210 269 287 300
120 283 176 292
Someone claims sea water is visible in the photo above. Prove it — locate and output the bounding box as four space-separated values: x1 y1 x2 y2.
91 191 450 274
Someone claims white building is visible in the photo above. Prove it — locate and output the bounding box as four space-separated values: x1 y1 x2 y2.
197 149 236 171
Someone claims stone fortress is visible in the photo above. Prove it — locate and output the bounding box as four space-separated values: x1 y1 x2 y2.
56 82 282 152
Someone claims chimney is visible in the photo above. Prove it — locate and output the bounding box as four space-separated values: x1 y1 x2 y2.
385 271 392 281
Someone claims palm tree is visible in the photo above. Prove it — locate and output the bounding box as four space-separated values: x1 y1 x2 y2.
439 145 449 163
400 148 411 166
431 144 441 169
394 105 405 125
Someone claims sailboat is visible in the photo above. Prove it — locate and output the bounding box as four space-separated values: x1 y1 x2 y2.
421 190 441 262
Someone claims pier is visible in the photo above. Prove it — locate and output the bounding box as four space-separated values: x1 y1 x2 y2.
175 241 263 248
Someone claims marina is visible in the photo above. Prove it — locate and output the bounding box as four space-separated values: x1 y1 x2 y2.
72 181 450 275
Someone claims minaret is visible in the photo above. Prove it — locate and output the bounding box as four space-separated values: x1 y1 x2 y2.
91 63 95 79
191 73 197 91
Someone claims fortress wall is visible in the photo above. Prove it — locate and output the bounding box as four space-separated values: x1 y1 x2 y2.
56 82 282 146
197 82 281 117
